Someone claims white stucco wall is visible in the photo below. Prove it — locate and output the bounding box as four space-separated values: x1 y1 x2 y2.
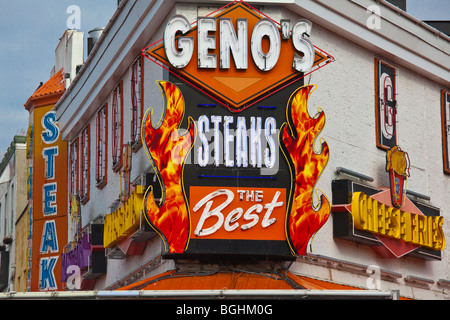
295 14 449 299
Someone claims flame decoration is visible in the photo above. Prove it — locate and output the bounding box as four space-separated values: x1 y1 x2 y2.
142 82 329 256
142 81 196 254
280 84 330 255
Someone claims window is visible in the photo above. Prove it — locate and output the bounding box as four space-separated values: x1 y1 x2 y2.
80 125 90 203
10 184 14 234
131 57 143 150
441 90 450 174
69 138 79 198
4 193 7 235
112 81 123 171
375 59 397 150
96 105 108 188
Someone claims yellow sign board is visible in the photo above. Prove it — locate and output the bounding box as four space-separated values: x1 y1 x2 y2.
351 192 445 251
103 185 145 248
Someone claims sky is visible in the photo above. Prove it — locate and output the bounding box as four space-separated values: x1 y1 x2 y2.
0 1 117 157
0 0 449 157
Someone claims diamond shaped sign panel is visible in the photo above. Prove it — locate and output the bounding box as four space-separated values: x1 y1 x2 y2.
143 2 333 112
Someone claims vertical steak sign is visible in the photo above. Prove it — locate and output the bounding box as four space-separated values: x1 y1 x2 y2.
32 109 68 290
142 1 334 257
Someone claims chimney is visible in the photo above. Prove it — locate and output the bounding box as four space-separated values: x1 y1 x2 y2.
87 27 105 56
51 30 84 86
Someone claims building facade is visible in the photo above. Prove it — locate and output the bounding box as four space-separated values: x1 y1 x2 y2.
0 135 27 292
13 0 446 299
19 30 83 292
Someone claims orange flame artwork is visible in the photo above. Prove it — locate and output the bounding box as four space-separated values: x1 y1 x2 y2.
142 81 330 256
142 81 195 254
280 84 330 255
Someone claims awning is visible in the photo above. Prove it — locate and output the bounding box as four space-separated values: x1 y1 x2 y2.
117 268 407 299
0 269 406 299
119 269 309 291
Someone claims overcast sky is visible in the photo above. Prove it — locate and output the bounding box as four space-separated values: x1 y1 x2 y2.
0 0 449 156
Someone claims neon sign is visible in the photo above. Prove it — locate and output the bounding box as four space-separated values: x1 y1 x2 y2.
386 146 410 208
39 111 60 291
31 108 68 291
351 192 445 251
163 14 314 72
332 178 445 260
141 1 333 257
103 186 145 248
375 59 397 150
145 2 332 111
196 115 277 169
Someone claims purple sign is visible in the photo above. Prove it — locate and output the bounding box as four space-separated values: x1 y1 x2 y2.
61 232 92 282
